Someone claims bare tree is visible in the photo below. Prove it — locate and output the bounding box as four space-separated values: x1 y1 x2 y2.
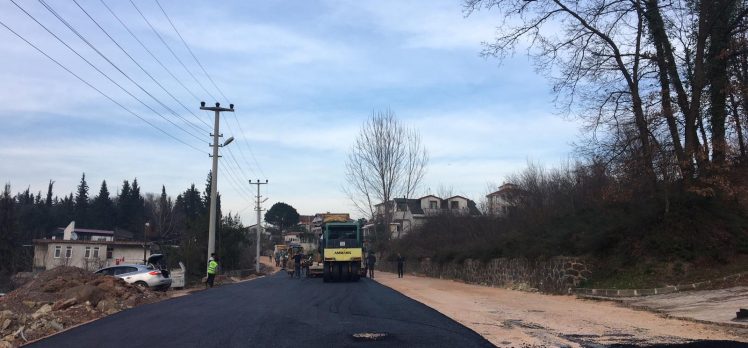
144 186 178 244
465 0 748 190
344 109 428 240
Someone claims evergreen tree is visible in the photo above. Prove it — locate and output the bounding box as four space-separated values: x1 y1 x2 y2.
116 180 131 232
45 180 54 207
74 173 89 226
130 178 145 240
57 193 75 226
202 171 221 239
90 180 115 230
264 202 300 233
0 184 20 273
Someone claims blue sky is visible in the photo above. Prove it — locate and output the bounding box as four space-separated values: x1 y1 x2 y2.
0 0 579 223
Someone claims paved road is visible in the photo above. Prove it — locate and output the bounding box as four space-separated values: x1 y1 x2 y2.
29 272 494 348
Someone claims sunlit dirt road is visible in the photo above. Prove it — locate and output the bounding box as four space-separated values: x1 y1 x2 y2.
374 271 748 347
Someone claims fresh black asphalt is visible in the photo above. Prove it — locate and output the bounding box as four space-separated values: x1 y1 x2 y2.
29 272 495 348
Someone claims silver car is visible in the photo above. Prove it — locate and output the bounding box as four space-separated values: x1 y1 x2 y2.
95 254 171 291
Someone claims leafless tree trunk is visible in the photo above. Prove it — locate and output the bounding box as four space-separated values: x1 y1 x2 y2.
344 109 428 240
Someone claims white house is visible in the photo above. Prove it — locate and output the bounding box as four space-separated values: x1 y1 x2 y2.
33 239 153 271
374 195 481 238
32 221 153 271
486 183 521 216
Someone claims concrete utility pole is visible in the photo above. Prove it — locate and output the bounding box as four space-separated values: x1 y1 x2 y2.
249 179 268 273
200 101 234 273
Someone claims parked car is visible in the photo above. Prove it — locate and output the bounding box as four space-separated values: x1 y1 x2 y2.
95 254 171 291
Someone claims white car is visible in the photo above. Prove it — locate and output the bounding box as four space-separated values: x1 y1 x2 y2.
95 254 171 291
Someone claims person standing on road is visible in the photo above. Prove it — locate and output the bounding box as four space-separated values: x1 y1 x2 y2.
206 254 218 288
293 252 303 278
397 253 405 278
366 252 377 278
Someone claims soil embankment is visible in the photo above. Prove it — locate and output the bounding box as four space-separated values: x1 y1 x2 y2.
0 267 165 347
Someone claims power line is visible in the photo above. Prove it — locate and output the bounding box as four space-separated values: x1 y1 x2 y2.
98 0 204 105
9 0 205 146
38 0 207 139
225 144 255 181
0 17 205 154
73 0 212 131
228 111 268 179
155 0 268 180
219 158 255 204
129 0 218 103
155 0 226 104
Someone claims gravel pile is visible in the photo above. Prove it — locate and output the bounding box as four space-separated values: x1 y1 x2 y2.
0 267 165 347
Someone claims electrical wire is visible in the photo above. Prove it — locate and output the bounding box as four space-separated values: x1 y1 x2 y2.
129 0 218 103
154 0 225 106
0 18 205 154
98 0 204 106
9 0 206 147
218 159 255 205
73 0 212 131
155 0 268 180
38 0 207 139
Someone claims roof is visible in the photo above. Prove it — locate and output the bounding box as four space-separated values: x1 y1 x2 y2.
467 200 482 216
33 239 149 247
417 194 441 201
53 227 114 235
446 195 469 201
487 183 521 197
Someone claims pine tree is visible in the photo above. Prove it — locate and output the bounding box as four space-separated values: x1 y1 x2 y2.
0 184 20 272
91 180 115 230
130 178 145 240
45 180 54 207
116 180 131 232
74 173 89 226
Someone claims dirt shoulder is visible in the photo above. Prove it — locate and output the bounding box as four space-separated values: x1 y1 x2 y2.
373 271 748 347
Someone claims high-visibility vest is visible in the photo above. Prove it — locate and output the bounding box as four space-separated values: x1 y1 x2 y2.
207 260 218 275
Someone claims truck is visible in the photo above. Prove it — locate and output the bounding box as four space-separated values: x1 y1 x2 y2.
320 221 365 282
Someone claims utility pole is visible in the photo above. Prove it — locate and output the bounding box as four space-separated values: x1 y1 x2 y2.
249 179 268 273
200 101 234 274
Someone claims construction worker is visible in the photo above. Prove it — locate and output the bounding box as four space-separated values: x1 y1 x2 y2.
206 254 218 288
293 251 303 278
397 253 405 278
366 252 377 279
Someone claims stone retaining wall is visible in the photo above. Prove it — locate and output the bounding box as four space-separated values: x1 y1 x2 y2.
379 257 591 294
574 272 746 297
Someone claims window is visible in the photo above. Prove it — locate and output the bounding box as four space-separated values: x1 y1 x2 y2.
84 246 91 258
93 247 100 258
114 266 138 275
429 200 438 209
451 201 459 209
106 247 113 259
54 246 61 258
65 246 72 258
96 267 115 276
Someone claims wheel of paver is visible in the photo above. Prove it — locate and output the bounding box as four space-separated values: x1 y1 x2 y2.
341 262 351 281
323 265 330 282
336 263 343 282
351 263 360 281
